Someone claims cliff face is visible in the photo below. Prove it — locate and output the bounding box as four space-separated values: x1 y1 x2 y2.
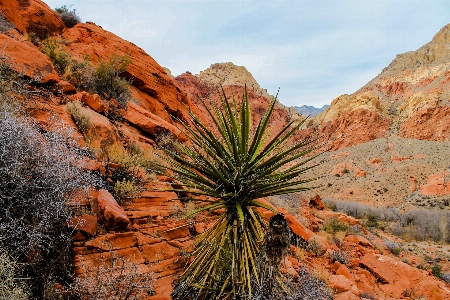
314 23 450 150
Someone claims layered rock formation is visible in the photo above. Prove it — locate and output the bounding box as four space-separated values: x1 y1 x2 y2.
2 1 450 299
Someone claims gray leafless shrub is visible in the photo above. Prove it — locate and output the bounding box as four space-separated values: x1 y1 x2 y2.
70 253 155 300
324 199 450 243
329 250 348 264
0 106 101 297
383 240 401 255
0 248 30 300
441 272 450 283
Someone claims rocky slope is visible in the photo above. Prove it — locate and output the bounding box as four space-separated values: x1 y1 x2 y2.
1 1 450 299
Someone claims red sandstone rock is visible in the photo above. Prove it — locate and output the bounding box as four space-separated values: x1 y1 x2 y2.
96 189 130 229
419 169 450 196
68 215 98 236
278 208 314 241
41 73 60 85
61 23 197 124
360 253 399 284
122 102 186 141
320 108 390 151
401 106 450 141
409 176 417 192
0 34 57 78
345 235 373 248
0 0 64 38
57 80 77 94
309 194 325 210
81 93 107 113
391 155 410 163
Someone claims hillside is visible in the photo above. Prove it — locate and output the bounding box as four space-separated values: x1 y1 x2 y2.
0 1 449 300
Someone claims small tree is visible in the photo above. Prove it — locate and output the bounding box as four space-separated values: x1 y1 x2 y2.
155 86 321 299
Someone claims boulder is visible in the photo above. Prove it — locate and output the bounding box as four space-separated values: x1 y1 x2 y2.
81 93 107 113
309 194 325 210
96 189 130 229
0 33 57 78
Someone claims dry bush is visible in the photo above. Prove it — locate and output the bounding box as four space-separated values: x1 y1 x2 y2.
0 248 30 300
67 101 91 133
54 5 81 28
324 199 450 243
251 267 331 300
114 179 140 203
384 240 401 255
0 106 101 298
71 253 155 300
306 236 326 256
441 272 450 283
329 250 348 264
268 193 303 215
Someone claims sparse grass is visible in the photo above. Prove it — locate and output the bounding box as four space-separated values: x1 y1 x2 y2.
67 101 91 133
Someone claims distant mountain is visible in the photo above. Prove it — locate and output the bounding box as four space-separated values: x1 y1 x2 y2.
294 104 329 117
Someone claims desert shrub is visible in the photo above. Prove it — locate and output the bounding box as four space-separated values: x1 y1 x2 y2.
431 265 442 278
67 101 91 133
306 236 325 256
365 213 379 228
114 179 140 203
0 248 30 300
324 199 450 243
384 240 401 255
41 39 73 75
90 55 132 106
441 272 450 283
322 217 349 234
0 107 101 297
54 5 81 28
251 267 331 300
70 253 155 299
329 250 348 264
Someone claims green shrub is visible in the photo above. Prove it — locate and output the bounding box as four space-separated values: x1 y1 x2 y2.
365 213 379 228
323 217 349 234
67 101 91 133
90 55 132 106
54 5 81 28
384 240 401 256
41 39 73 75
431 265 442 278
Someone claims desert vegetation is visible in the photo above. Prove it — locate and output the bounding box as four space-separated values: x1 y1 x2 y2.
55 5 81 28
324 199 450 243
153 86 329 299
41 39 132 107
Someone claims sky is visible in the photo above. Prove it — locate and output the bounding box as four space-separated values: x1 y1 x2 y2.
44 0 449 107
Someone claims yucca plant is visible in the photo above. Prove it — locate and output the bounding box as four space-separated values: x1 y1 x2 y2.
155 86 321 299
